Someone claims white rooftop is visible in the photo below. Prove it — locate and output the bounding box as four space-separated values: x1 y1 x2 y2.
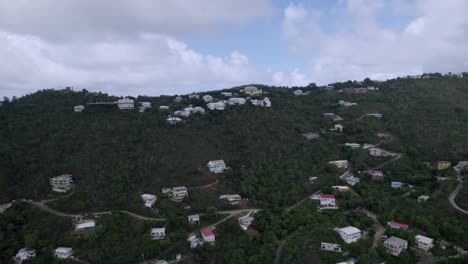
338 226 361 235
415 235 433 244
76 220 95 229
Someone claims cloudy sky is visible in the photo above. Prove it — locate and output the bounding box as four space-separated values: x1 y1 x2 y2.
1 0 467 97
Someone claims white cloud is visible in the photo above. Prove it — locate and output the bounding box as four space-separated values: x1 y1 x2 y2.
282 0 468 84
0 0 274 40
0 31 262 97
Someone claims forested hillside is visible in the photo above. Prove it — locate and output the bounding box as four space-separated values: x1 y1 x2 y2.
1 74 467 263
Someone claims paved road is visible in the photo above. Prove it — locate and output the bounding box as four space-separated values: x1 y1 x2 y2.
367 153 402 172
448 170 468 214
21 200 165 221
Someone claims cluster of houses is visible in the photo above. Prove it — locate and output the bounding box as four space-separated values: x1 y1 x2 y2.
13 247 75 262
73 97 152 113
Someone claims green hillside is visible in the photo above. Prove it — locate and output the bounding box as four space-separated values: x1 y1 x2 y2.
1 74 467 263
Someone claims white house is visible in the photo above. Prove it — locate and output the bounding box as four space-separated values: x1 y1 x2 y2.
263 97 271 107
159 105 170 110
368 148 397 157
54 247 73 259
338 100 357 107
251 97 271 107
319 193 338 209
187 234 204 248
202 95 213 102
201 228 215 243
74 105 85 112
337 226 362 244
167 116 182 125
303 132 319 139
141 194 157 207
207 160 226 173
334 124 344 132
454 161 468 171
221 92 233 97
220 194 242 205
293 90 303 95
207 101 226 110
14 248 36 263
384 236 408 256
151 227 166 240
0 203 12 214
171 186 188 202
188 94 200 99
345 143 361 149
189 106 205 114
173 110 191 117
238 213 254 230
139 102 151 112
415 235 434 251
117 97 134 110
75 219 96 232
332 186 350 192
188 214 200 224
418 195 430 203
345 175 360 186
320 242 342 252
227 97 246 105
329 160 349 169
243 86 262 96
50 174 74 192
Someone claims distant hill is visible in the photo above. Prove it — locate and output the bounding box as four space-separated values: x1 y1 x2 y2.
1 75 467 213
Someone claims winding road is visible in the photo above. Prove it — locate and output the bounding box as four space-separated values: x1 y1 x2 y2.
448 170 468 214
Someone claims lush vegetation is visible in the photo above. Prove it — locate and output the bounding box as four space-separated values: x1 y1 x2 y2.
1 74 467 263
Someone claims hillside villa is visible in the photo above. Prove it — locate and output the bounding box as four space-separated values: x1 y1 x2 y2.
151 227 166 240
415 235 434 251
50 174 74 192
337 226 362 244
188 214 200 225
117 97 134 110
14 248 36 263
141 194 157 207
207 160 226 173
201 228 215 244
320 242 342 252
54 247 73 259
319 193 338 209
219 194 242 205
384 236 408 256
329 160 349 169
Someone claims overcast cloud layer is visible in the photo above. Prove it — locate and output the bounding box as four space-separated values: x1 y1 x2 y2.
1 0 467 97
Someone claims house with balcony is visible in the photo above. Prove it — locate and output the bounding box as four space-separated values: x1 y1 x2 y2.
141 194 157 208
170 186 188 202
243 86 262 96
117 97 134 110
188 214 200 225
415 235 434 251
320 242 342 252
13 248 36 263
207 101 226 110
50 174 74 192
384 236 408 256
208 160 226 173
337 226 362 244
54 247 73 259
219 194 242 205
151 227 166 240
319 193 338 209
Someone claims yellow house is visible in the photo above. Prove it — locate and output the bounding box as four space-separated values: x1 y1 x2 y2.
437 161 451 170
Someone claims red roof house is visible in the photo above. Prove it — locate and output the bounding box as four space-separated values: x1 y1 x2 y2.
387 221 409 230
370 170 384 181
